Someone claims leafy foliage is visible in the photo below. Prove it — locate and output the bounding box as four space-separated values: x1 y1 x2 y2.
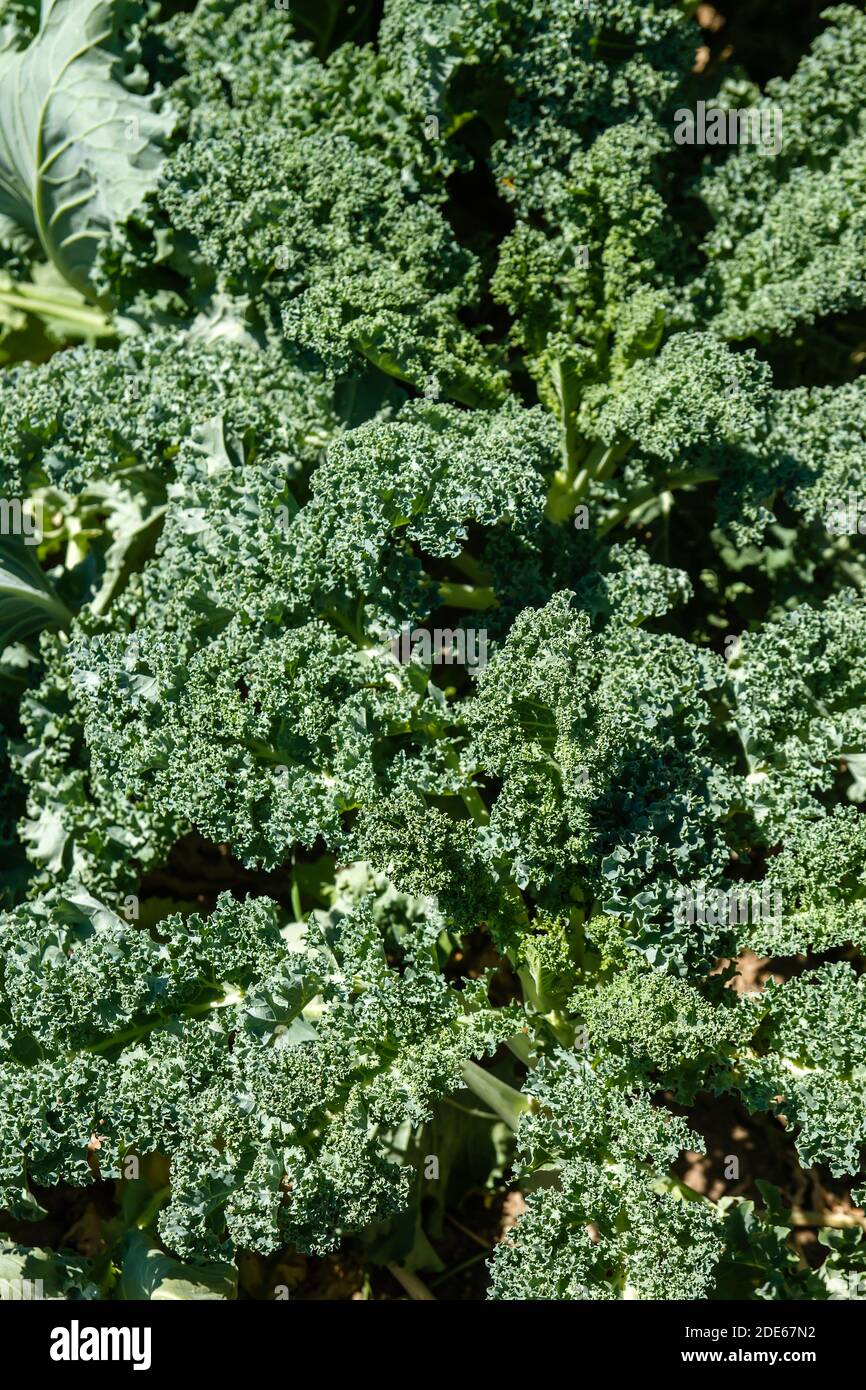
0 0 865 1303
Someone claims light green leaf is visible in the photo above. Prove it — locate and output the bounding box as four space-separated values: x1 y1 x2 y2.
0 1239 99 1299
0 533 71 646
0 0 173 296
118 1232 237 1301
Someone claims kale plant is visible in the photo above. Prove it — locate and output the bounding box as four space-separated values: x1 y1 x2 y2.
0 0 865 1302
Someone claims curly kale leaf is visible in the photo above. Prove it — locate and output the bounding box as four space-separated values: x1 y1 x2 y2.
728 593 866 836
735 963 866 1178
101 0 505 402
0 885 517 1259
696 5 866 340
743 807 866 956
488 1055 723 1300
